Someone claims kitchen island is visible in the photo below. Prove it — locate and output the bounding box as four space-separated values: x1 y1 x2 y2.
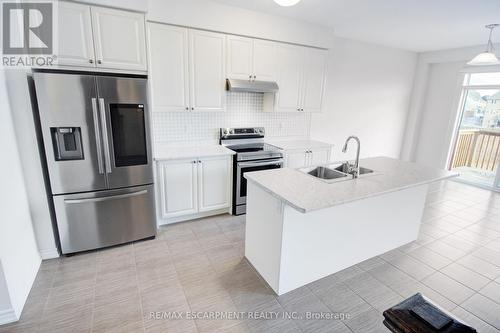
244 156 458 295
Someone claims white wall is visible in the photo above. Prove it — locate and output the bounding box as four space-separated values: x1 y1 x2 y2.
0 265 13 323
310 37 417 160
0 70 41 323
5 70 58 259
413 62 464 168
401 44 500 167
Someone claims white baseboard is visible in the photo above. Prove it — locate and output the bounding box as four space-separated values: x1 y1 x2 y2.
157 208 230 226
39 248 59 260
0 308 18 326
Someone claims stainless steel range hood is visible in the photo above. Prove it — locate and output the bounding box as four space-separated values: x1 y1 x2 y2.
226 78 279 93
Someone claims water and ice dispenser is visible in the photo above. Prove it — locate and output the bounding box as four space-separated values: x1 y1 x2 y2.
50 127 84 161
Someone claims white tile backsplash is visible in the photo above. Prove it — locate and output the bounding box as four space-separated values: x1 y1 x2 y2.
151 92 311 145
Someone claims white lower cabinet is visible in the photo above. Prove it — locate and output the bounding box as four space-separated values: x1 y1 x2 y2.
284 147 331 168
285 149 308 169
309 148 330 166
158 156 231 221
158 159 198 218
198 156 231 212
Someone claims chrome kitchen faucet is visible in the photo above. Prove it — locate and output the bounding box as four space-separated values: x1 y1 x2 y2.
342 135 361 178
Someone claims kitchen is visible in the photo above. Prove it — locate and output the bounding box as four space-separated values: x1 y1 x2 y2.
2 0 500 332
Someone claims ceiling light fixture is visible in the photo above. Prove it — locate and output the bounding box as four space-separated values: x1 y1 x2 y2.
273 0 301 7
467 24 500 66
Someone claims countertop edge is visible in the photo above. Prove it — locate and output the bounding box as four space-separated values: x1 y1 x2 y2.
153 147 235 161
265 140 332 151
245 172 458 214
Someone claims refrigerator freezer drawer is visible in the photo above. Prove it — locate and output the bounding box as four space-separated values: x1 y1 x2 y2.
53 184 156 254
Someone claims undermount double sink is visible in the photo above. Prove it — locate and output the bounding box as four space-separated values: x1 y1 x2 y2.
301 162 377 183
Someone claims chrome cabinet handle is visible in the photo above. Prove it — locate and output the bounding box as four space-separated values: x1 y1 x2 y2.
185 107 189 110
191 107 194 110
89 59 94 64
97 60 102 64
65 190 148 204
98 98 112 174
91 98 104 174
253 75 256 80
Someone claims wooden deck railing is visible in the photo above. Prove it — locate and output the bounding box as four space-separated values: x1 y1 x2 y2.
451 129 500 171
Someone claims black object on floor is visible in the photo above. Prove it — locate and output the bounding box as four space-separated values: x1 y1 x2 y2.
383 293 477 333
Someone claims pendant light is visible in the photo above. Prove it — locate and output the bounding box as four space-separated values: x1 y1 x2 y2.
273 0 301 6
467 24 500 66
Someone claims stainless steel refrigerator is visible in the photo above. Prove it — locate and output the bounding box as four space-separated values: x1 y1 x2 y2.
32 71 156 254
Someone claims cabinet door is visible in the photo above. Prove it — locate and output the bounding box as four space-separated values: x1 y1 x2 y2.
158 160 198 218
286 150 308 168
189 30 226 112
198 156 230 212
91 7 147 71
301 48 327 113
227 35 253 80
57 2 95 67
253 39 276 81
148 24 189 112
310 147 330 166
275 44 303 112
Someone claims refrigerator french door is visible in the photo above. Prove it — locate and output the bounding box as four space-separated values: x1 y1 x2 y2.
33 72 156 254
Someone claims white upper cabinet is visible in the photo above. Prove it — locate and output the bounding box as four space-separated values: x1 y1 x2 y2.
57 2 95 67
268 45 327 113
226 36 276 81
301 48 327 113
275 44 304 112
57 2 147 72
227 36 253 80
253 39 276 81
91 7 147 71
148 24 189 112
189 30 226 112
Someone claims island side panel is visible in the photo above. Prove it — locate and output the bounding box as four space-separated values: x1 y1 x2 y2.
277 184 429 295
245 182 285 293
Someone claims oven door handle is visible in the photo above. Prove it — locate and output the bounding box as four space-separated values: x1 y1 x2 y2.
238 159 283 168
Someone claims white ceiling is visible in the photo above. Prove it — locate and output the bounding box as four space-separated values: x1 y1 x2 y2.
212 0 500 52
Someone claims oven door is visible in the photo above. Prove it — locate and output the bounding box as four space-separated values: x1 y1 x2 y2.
236 159 283 205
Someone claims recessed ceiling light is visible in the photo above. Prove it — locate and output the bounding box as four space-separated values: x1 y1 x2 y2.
467 24 500 66
273 0 301 7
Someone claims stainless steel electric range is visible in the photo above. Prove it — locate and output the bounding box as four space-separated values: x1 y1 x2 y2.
220 127 283 215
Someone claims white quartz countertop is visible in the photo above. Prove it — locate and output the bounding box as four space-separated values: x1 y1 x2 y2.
244 156 458 213
265 139 332 150
154 145 234 161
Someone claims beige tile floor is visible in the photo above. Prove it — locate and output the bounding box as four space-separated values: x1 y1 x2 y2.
2 180 500 333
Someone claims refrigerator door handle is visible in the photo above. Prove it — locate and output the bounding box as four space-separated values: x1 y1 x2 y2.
64 189 148 204
98 97 112 174
91 98 105 174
